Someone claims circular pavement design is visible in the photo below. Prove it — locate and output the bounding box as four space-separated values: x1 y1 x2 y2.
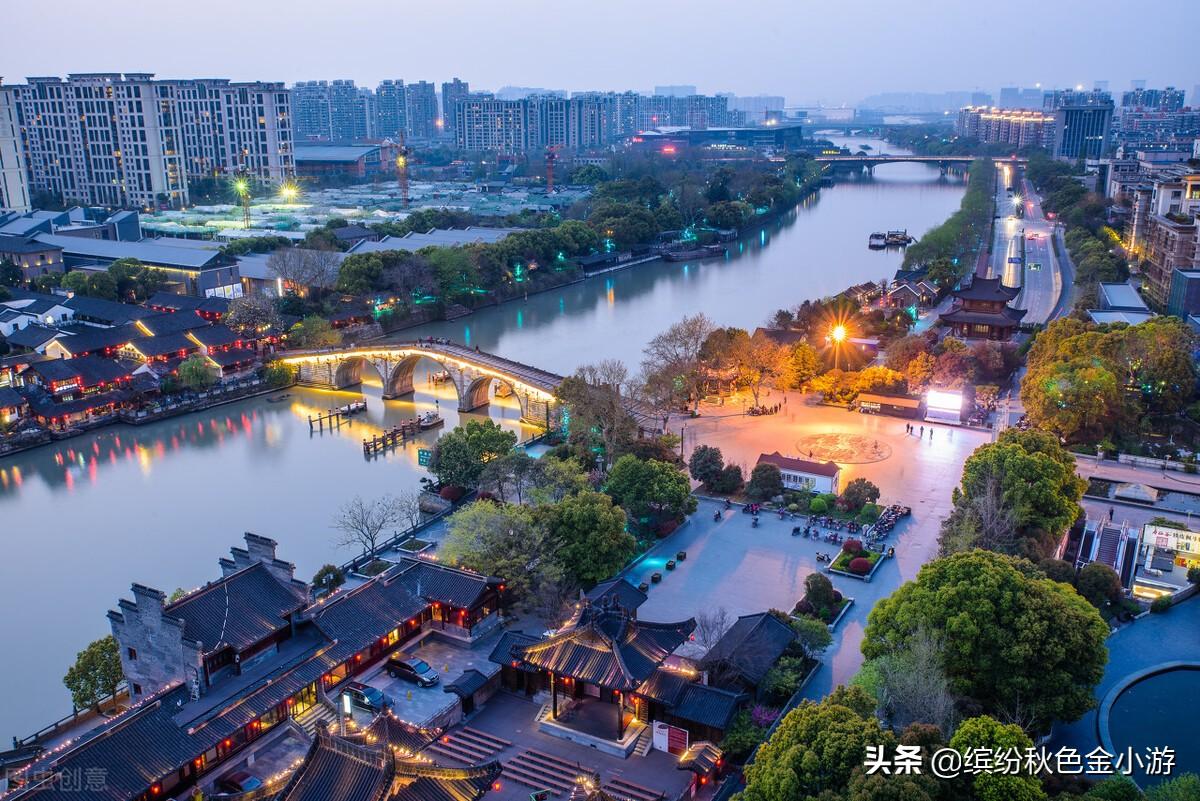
794 432 893 464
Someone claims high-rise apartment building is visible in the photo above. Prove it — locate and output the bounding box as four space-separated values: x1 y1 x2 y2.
456 97 537 153
404 81 438 141
1120 87 1185 111
166 79 293 183
955 106 1056 149
10 74 292 209
441 78 469 138
291 79 370 141
14 74 188 208
0 83 31 212
375 80 406 140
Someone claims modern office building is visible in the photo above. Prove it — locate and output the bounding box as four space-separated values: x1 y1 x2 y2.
375 79 406 140
956 106 1056 149
0 83 31 212
404 81 439 141
441 78 469 137
1045 89 1114 159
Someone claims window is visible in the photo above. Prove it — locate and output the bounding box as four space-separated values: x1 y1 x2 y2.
132 683 142 695
127 647 138 661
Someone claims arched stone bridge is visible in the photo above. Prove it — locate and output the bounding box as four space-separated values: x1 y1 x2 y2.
281 341 563 428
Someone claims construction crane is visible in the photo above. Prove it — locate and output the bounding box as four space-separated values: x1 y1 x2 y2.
544 145 560 193
396 138 411 208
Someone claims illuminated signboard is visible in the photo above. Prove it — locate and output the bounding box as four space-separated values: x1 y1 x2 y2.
1142 524 1200 556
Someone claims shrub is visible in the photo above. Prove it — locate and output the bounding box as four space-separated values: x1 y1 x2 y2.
843 538 863 556
793 598 814 616
840 478 881 512
439 485 465 502
809 497 828 514
831 589 843 604
819 492 837 506
858 502 881 524
1150 596 1172 614
712 463 745 494
746 462 784 501
848 557 872 575
1189 566 1200 585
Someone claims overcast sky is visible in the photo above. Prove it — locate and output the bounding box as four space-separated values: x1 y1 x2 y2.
3 0 1195 106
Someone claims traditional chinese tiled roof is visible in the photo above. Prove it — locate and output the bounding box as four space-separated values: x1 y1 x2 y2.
392 761 502 801
390 560 499 609
164 562 306 654
677 741 723 775
671 684 744 731
951 276 1020 302
938 305 1027 326
517 606 695 691
205 347 258 368
487 630 541 672
586 577 647 613
136 311 208 336
443 670 489 700
127 332 198 359
185 324 240 348
701 612 796 686
276 732 393 801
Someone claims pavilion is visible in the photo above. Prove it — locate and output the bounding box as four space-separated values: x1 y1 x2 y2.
938 276 1027 340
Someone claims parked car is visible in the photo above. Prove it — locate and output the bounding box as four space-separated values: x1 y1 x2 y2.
216 770 264 794
342 681 389 711
386 654 440 687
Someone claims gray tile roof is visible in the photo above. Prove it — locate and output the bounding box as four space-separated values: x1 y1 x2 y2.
33 234 226 269
165 562 306 654
702 613 796 686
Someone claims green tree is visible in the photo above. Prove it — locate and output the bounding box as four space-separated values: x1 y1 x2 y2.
441 501 545 600
737 686 892 801
288 315 341 348
605 454 696 531
841 478 881 512
803 571 838 614
949 716 1044 801
61 271 90 294
430 419 518 489
0 260 22 287
85 271 118 300
688 444 725 490
1075 562 1123 610
952 429 1085 554
746 462 784 501
789 341 822 388
63 635 123 712
225 294 282 334
1145 774 1200 801
1083 776 1142 801
863 551 1109 731
788 613 833 660
336 253 384 294
543 490 636 586
178 354 216 391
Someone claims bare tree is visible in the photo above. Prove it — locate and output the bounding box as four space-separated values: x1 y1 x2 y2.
331 494 403 556
393 489 424 532
557 360 637 469
267 248 311 294
693 606 731 650
939 475 1017 556
874 628 958 736
642 313 715 413
224 293 281 335
304 247 342 293
268 247 340 297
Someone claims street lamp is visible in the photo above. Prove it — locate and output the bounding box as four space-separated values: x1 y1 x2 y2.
279 183 299 204
830 324 847 370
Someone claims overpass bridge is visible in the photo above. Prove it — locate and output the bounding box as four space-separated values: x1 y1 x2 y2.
815 154 1026 175
281 341 563 427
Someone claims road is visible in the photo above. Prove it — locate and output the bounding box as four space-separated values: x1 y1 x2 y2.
986 163 1062 326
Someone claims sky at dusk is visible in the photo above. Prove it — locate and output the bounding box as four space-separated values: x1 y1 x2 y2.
3 0 1196 106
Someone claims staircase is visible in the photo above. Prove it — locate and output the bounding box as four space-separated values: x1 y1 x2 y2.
502 750 584 797
426 727 512 764
293 702 338 739
1096 524 1123 568
632 726 653 757
603 777 667 801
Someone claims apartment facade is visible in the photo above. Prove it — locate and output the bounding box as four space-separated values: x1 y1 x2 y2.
375 79 406 140
0 84 30 212
404 81 439 140
440 78 469 136
1139 172 1200 309
956 106 1056 149
11 74 293 209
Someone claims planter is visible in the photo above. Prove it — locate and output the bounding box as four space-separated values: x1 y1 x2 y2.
828 547 888 582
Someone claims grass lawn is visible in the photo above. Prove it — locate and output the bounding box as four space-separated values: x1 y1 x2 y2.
398 538 432 552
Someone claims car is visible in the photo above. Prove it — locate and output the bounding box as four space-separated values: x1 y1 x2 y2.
386 654 440 687
342 681 389 711
216 771 264 794
1030 262 1042 271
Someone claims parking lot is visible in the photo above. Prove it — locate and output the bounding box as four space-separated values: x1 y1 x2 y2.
347 633 503 728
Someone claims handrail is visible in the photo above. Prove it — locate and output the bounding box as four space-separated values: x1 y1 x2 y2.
13 684 128 749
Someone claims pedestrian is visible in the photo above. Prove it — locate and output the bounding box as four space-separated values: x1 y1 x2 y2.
919 425 924 437
1109 506 1115 521
929 428 934 440
784 395 788 405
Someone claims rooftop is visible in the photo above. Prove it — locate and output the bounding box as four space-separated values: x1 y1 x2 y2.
1098 282 1150 311
951 275 1020 302
33 234 226 269
756 451 841 477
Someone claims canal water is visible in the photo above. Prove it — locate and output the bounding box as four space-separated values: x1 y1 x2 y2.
0 136 966 741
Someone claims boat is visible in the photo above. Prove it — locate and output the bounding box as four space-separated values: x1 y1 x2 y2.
337 400 368 416
662 244 727 262
868 232 887 249
429 369 451 384
417 411 445 430
266 394 291 404
885 229 914 246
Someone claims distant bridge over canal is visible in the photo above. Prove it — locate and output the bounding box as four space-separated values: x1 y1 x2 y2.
815 154 1027 175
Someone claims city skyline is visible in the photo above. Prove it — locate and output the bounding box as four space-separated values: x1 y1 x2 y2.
2 0 1195 107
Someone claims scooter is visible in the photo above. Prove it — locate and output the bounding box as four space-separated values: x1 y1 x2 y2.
751 516 760 528
724 499 732 510
791 526 802 536
816 552 830 563
713 511 721 522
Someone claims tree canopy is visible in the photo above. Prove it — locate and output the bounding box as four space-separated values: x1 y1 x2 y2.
863 551 1109 731
605 454 696 531
63 635 123 712
430 419 518 489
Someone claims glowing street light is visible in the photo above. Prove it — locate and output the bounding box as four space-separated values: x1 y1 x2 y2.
829 324 847 370
278 183 298 203
233 178 249 197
